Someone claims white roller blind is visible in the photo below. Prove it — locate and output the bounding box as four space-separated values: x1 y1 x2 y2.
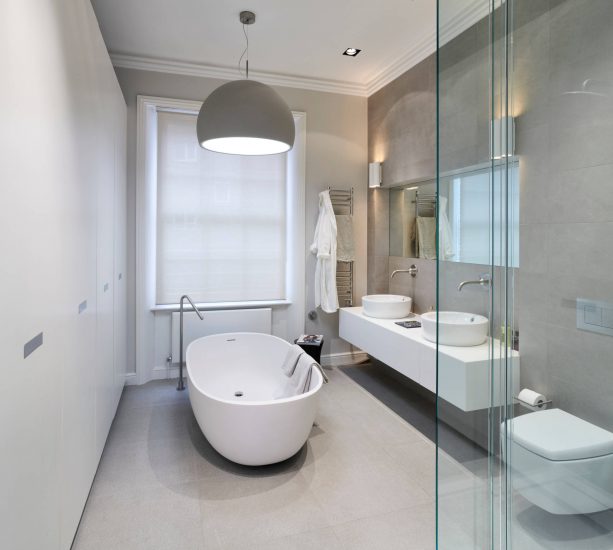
155 111 287 305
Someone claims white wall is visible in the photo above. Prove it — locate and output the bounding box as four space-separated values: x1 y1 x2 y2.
114 68 368 375
0 2 127 549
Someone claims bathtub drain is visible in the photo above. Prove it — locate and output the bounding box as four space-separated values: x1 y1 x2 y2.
234 391 244 397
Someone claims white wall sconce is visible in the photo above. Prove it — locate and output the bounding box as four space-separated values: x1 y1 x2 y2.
492 116 515 160
369 162 382 188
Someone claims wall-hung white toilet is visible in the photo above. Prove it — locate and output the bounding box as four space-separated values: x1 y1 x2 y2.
503 409 613 515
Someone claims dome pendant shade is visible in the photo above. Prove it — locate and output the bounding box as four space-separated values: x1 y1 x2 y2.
197 79 295 155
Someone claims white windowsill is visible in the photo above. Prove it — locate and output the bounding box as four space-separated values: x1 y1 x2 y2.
151 299 292 313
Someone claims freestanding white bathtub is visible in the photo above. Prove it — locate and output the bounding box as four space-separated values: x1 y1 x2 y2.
186 332 324 466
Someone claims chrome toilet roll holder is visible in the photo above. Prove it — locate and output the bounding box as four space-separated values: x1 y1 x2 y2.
513 395 553 411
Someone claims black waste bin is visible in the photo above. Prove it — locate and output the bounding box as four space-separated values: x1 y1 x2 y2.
294 335 324 364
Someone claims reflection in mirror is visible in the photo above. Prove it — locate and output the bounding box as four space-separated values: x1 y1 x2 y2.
389 181 436 259
389 161 519 267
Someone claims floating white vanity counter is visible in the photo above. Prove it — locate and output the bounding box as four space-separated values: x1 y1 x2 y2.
339 307 519 411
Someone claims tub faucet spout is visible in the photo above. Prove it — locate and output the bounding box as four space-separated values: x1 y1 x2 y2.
178 295 204 391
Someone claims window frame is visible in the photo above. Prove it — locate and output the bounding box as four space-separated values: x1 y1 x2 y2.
153 108 290 306
135 95 306 384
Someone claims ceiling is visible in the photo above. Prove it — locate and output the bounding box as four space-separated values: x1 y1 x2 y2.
90 0 485 96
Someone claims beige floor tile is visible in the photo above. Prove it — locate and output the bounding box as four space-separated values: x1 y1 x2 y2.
221 526 342 550
383 438 436 497
116 380 191 412
73 482 214 550
106 401 195 446
304 440 433 525
91 437 201 499
333 505 435 550
199 472 330 547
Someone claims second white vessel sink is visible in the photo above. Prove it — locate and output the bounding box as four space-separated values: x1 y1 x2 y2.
362 294 412 319
421 311 489 346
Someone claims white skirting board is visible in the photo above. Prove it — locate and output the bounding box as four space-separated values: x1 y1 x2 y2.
319 350 369 367
171 308 272 362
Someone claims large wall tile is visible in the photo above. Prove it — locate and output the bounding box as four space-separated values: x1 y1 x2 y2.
515 0 613 429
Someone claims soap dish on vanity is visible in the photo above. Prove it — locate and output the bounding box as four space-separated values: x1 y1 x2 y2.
395 320 421 329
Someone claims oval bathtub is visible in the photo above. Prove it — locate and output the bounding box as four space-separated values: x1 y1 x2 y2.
186 332 324 466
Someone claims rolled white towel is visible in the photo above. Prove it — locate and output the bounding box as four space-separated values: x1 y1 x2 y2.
281 344 305 377
294 354 315 394
274 354 317 399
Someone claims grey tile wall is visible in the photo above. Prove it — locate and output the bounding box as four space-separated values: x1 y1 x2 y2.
515 0 613 430
367 55 435 297
368 56 436 187
367 187 390 294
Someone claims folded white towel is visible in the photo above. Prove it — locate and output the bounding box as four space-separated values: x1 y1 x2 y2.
336 214 355 262
274 354 316 399
416 216 437 259
281 344 305 377
438 196 455 260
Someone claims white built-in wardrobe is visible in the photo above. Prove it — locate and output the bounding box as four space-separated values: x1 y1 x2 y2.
0 1 128 548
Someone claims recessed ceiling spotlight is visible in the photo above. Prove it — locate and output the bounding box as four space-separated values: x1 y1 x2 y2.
343 48 362 57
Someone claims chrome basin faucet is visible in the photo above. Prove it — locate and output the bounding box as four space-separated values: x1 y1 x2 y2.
391 264 418 279
458 274 491 292
178 295 204 391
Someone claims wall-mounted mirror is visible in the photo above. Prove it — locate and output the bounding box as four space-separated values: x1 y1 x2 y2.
389 161 520 267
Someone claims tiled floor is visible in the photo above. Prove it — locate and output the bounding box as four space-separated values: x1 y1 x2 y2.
342 362 613 550
73 367 443 550
73 361 613 550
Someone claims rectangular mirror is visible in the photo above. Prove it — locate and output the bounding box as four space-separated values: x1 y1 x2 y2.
389 161 519 267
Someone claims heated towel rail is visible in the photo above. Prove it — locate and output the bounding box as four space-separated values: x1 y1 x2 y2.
329 187 353 307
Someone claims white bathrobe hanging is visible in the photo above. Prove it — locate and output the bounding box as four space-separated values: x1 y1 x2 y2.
310 190 339 313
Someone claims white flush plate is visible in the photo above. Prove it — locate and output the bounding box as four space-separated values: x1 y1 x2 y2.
577 298 613 337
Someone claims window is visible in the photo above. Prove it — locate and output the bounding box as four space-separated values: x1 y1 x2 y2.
155 111 288 305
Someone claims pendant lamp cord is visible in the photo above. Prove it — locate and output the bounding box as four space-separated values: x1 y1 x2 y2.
238 23 249 79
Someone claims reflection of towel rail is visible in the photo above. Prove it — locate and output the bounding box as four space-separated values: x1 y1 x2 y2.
413 191 437 218
328 187 353 307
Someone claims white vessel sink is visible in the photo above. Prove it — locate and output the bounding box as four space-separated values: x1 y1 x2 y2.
421 311 489 346
362 294 412 319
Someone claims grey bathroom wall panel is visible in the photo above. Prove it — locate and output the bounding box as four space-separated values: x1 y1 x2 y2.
114 68 368 360
369 255 391 296
367 187 390 294
514 0 613 429
368 55 436 186
366 23 489 291
0 2 128 549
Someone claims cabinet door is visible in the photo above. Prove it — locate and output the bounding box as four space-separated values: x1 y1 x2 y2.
95 110 116 458
113 100 128 398
59 127 98 549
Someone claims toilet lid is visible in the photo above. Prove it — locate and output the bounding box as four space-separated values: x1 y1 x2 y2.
506 409 613 461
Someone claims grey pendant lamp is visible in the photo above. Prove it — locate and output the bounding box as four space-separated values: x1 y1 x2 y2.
197 11 295 155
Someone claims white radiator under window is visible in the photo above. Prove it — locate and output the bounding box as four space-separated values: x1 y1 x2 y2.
171 308 272 361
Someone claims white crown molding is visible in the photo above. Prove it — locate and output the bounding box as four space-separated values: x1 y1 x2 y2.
365 31 436 96
111 53 369 97
112 2 489 99
366 0 490 96
439 0 490 45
